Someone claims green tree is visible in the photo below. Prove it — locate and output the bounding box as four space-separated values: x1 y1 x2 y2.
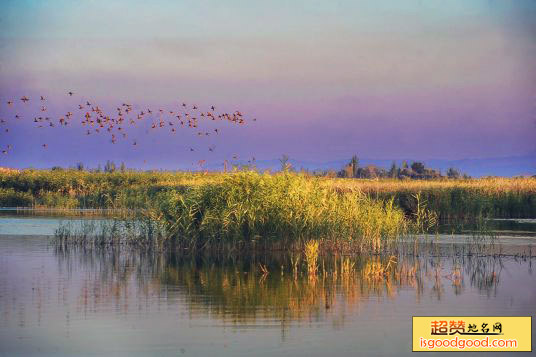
388 161 398 178
279 154 292 172
447 167 461 179
349 155 359 178
411 162 425 175
104 160 116 173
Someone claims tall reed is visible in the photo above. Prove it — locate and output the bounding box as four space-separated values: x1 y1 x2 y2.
304 240 319 277
3 169 534 220
152 171 408 251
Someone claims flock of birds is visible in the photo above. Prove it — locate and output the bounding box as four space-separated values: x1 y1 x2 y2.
0 91 257 166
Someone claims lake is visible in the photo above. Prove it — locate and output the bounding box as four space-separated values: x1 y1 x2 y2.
0 213 535 356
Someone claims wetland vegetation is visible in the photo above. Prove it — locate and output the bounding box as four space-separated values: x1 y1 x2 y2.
1 168 534 252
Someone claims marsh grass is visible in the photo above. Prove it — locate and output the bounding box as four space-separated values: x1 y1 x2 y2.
47 171 529 253
152 172 409 252
2 170 534 220
3 207 130 217
4 169 529 252
54 217 166 248
412 192 439 234
304 240 319 277
329 177 536 220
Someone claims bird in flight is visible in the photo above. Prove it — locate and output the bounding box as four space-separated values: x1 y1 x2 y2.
3 90 256 158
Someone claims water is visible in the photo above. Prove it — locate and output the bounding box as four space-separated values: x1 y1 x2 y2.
0 214 535 356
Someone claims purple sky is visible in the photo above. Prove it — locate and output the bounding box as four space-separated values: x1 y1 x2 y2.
0 0 535 170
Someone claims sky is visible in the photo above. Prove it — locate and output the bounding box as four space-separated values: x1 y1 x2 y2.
0 0 535 170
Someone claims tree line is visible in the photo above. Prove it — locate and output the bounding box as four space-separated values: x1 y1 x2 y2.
335 155 468 179
280 154 468 179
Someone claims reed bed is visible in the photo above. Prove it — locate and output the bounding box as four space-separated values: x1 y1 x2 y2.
2 170 533 220
328 177 536 220
152 172 408 251
0 169 219 209
2 169 535 251
50 171 410 251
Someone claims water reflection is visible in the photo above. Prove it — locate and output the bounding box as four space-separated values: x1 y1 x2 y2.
1 235 535 356
51 246 521 326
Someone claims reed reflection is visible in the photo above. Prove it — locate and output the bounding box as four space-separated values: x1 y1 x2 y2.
52 245 519 328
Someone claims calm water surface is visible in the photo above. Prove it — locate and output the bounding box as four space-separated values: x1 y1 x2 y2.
0 214 535 356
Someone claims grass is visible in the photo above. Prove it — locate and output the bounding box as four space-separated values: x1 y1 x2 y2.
1 169 534 220
152 172 408 251
2 168 535 251
0 188 34 207
328 177 536 220
52 172 409 252
304 240 319 276
54 218 165 248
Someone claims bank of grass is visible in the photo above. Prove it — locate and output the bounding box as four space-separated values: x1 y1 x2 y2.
2 169 535 250
0 188 34 207
0 169 214 209
327 177 536 220
152 171 408 251
53 172 410 251
1 169 534 220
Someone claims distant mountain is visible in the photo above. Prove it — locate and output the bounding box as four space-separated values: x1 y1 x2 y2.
206 155 535 177
421 156 536 177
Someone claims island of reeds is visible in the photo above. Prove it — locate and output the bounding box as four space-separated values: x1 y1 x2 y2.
1 165 535 252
